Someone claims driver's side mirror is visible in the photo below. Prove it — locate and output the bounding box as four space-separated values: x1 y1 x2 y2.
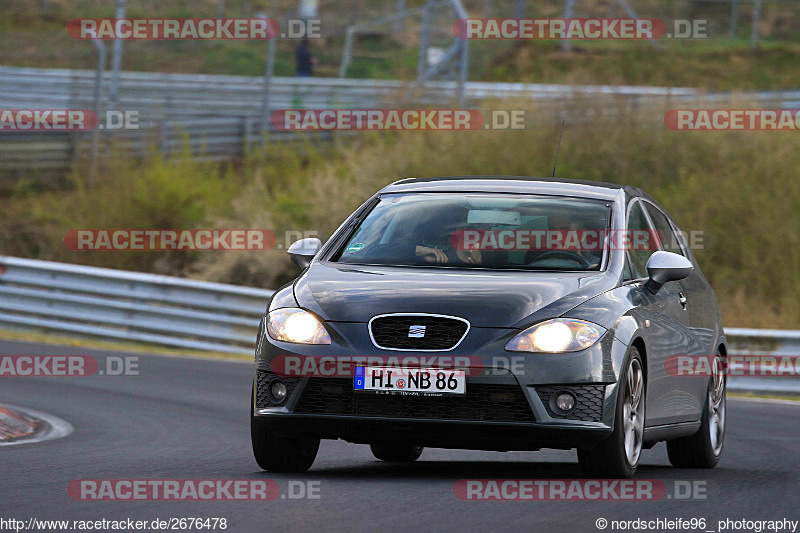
287 238 322 269
644 251 693 294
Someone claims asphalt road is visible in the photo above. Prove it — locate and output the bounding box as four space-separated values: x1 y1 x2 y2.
1 339 799 533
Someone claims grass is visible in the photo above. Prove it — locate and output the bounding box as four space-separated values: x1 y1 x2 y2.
3 0 800 88
478 39 800 90
0 327 252 361
728 391 800 403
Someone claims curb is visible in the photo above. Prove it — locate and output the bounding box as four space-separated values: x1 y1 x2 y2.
0 405 40 442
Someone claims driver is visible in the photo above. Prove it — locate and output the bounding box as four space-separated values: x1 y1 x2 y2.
413 207 483 266
526 210 601 269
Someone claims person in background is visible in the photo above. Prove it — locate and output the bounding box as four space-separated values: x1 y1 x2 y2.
296 38 314 77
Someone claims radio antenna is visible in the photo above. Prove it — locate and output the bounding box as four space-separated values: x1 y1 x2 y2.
551 120 565 178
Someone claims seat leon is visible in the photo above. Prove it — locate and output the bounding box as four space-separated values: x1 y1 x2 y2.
251 177 727 478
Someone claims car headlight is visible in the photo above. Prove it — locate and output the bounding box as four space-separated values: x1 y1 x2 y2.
266 308 331 345
505 318 606 353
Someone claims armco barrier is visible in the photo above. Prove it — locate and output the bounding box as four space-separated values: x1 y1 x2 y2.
0 255 272 354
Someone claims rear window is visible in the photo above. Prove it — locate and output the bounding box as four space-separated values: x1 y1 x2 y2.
332 193 610 271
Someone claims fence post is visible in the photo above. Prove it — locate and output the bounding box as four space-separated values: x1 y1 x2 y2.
261 31 277 137
89 36 106 188
339 27 355 78
750 0 761 49
513 0 525 19
416 0 432 83
396 0 406 31
108 0 126 110
561 0 575 52
729 0 739 39
457 40 468 107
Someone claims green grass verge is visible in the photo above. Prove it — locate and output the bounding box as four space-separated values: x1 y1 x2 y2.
0 328 252 362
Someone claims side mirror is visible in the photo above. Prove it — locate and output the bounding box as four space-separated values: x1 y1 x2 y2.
287 238 322 269
644 251 693 294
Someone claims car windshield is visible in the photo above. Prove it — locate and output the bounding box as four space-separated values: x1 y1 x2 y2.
333 193 610 271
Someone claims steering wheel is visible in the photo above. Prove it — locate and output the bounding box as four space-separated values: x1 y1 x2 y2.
528 250 591 269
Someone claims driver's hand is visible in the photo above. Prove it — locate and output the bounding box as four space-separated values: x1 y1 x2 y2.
416 246 448 264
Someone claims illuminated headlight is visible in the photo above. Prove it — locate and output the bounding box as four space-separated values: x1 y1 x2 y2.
266 308 331 345
505 319 606 353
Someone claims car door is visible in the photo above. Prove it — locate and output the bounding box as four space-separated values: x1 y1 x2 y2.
642 201 714 414
626 199 701 426
642 201 719 354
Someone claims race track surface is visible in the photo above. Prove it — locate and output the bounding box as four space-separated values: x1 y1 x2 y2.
1 340 798 532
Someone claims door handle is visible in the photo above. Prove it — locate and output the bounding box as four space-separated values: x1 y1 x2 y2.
678 292 688 309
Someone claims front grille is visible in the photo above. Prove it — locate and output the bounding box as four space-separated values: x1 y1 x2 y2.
256 371 299 408
295 378 535 422
535 385 606 422
369 314 469 351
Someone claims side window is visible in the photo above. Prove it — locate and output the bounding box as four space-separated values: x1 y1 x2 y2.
626 200 654 279
644 202 685 256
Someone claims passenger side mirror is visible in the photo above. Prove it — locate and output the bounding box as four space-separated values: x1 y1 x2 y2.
287 238 322 269
644 251 693 294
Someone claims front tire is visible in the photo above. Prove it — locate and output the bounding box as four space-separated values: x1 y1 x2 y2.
667 352 726 468
370 443 423 462
578 348 645 479
251 386 320 472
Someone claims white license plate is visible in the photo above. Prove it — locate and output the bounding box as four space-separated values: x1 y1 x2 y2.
354 366 466 396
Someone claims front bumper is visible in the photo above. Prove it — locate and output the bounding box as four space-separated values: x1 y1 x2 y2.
252 321 630 451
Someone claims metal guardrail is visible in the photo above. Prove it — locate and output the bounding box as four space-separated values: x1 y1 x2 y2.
0 254 798 394
725 328 800 393
6 65 800 176
0 255 272 354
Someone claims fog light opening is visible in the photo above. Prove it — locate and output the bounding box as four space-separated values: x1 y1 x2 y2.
270 381 288 403
554 392 576 414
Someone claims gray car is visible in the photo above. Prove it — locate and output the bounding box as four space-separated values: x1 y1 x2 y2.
251 177 727 478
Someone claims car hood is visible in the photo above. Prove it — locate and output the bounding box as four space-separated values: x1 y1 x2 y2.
293 262 616 328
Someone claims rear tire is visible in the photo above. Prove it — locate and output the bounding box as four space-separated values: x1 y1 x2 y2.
667 352 725 468
578 347 645 479
250 386 320 472
370 443 423 462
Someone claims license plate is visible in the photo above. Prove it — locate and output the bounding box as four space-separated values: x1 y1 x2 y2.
353 366 466 396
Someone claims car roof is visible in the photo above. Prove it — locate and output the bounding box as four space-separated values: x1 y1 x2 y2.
379 176 631 201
